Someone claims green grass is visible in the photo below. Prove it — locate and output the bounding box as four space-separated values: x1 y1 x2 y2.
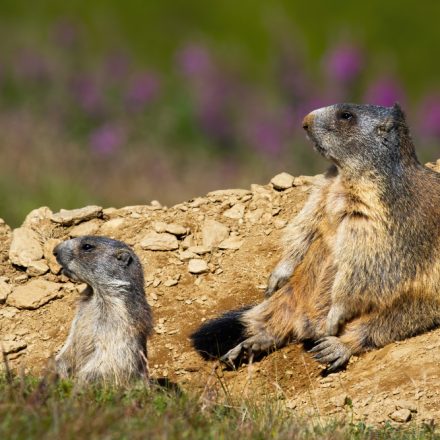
0 374 438 440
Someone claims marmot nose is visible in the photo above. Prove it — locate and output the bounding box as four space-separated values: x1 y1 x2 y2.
53 243 61 257
302 113 314 131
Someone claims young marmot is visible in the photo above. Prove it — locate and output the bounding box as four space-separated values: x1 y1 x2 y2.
191 103 440 371
54 236 152 384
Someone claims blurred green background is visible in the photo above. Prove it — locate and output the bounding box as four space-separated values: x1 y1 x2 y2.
1 0 439 226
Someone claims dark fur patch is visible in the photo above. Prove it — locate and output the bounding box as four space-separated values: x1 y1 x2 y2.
190 306 251 359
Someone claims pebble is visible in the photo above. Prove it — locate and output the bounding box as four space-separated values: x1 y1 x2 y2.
207 189 251 198
270 172 294 190
178 250 197 261
2 339 27 354
70 221 100 237
51 205 103 226
0 307 17 318
154 222 187 236
389 408 412 423
99 218 126 235
43 238 62 274
9 227 43 268
218 236 243 250
187 245 211 255
202 220 229 248
7 279 63 310
140 232 179 251
26 260 49 277
293 175 318 186
223 203 245 220
245 208 264 224
164 279 179 287
0 279 12 303
22 207 53 227
188 259 209 274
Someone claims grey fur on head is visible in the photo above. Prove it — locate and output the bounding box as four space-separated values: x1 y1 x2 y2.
302 103 418 175
54 236 152 385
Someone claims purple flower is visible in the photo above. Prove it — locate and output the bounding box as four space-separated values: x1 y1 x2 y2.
52 19 79 48
363 76 405 106
324 43 363 83
176 43 212 77
418 94 440 138
243 105 292 156
70 75 103 115
14 49 50 82
89 124 124 155
125 72 160 111
105 52 131 81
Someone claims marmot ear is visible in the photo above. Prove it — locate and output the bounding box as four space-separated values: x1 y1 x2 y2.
392 102 406 122
115 250 133 266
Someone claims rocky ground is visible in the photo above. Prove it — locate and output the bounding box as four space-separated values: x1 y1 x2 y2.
1 161 440 427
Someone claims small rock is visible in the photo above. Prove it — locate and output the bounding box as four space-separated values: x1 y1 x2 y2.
164 279 179 287
188 259 209 274
202 220 229 248
150 200 162 209
99 218 126 235
187 245 211 255
178 250 197 261
9 227 43 267
43 238 62 274
270 172 294 190
223 203 245 220
245 208 264 224
293 175 317 186
7 279 63 310
181 235 194 250
1 339 27 354
218 236 243 250
331 394 349 408
140 232 179 251
0 280 11 304
188 197 205 208
395 400 417 412
389 408 412 423
51 205 103 226
207 189 251 198
274 219 287 229
26 260 49 277
22 207 53 227
154 222 187 236
285 399 297 410
0 307 17 318
70 221 100 237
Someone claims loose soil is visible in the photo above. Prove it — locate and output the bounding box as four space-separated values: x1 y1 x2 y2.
1 161 440 426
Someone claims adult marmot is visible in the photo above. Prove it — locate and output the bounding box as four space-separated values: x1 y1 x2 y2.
54 236 152 384
191 103 440 371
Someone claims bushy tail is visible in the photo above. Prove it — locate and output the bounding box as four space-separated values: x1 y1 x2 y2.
190 307 251 359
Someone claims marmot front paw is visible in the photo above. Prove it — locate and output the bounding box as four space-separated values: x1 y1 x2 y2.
309 336 352 371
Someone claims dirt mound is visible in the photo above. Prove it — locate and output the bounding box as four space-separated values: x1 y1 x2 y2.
1 161 440 427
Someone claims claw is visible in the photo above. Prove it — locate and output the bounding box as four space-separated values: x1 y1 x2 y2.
309 336 351 371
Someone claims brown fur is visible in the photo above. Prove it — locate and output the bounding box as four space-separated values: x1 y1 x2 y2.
192 103 440 371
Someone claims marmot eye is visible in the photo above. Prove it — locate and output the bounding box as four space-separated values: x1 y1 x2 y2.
339 111 353 120
81 243 94 252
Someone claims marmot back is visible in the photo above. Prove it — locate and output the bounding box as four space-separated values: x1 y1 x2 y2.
54 236 152 385
191 103 440 371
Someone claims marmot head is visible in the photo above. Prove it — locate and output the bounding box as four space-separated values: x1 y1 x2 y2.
53 236 144 293
302 103 418 173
